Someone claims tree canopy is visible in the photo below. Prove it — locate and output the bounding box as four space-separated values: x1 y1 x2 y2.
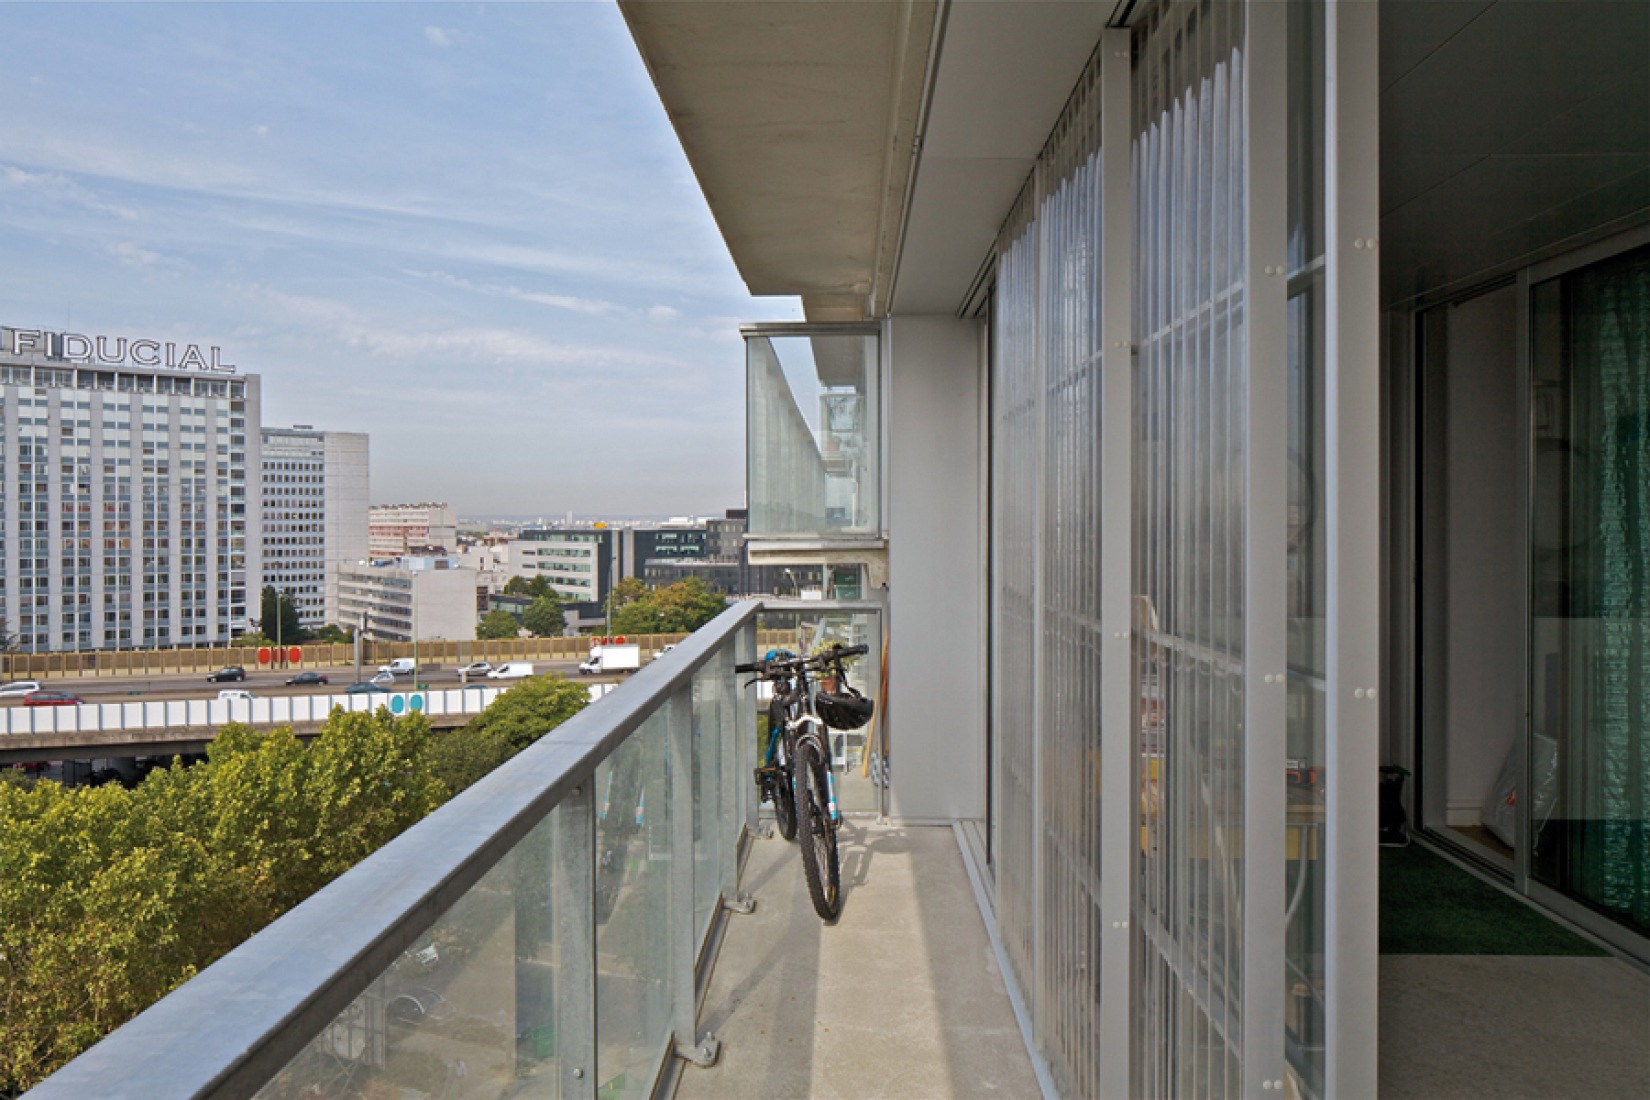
477 608 521 640
503 575 556 600
461 675 589 755
0 710 445 1092
522 593 565 638
0 675 589 1091
609 577 728 635
256 586 308 645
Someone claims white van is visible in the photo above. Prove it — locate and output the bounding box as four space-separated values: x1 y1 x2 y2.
378 658 417 677
487 662 535 680
217 689 255 702
0 680 42 698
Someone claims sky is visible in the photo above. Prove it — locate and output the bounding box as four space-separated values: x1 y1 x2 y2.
0 1 801 517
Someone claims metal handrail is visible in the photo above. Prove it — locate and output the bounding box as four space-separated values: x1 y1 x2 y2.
26 600 762 1100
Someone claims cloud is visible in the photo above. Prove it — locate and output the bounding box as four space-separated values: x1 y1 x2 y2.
424 26 456 48
235 285 686 373
1 161 140 220
252 124 270 138
407 270 624 317
108 241 162 267
647 305 682 323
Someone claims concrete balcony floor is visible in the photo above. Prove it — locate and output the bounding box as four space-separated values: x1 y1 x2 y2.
681 821 1650 1100
679 821 1040 1100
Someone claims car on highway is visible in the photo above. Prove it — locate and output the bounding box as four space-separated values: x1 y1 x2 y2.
207 666 246 683
345 682 391 695
24 690 84 707
0 680 43 697
369 671 396 684
457 661 492 678
217 689 256 702
285 671 329 686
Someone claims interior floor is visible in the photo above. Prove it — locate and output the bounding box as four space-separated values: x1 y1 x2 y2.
1447 824 1514 861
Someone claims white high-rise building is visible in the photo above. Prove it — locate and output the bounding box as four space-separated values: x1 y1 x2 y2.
260 426 369 629
0 325 260 651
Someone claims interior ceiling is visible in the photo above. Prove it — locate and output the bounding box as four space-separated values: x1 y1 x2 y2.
1380 0 1650 304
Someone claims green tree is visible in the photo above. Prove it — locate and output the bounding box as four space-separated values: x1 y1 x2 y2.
462 675 589 753
0 709 447 1092
610 577 727 634
503 575 554 600
257 586 308 645
427 726 515 797
477 609 521 640
522 593 565 638
310 624 354 645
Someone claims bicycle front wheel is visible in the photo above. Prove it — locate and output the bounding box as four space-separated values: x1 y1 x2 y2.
794 738 841 920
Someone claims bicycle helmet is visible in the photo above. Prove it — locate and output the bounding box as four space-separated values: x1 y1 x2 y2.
816 685 874 731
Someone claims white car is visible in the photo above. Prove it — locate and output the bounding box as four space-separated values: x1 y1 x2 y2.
457 661 492 678
217 689 255 702
370 671 397 685
0 680 42 698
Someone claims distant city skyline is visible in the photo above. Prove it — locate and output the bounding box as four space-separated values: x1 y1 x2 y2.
0 3 797 516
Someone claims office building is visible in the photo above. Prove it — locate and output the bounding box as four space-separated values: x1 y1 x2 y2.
0 325 259 651
336 555 477 643
368 502 456 560
260 427 368 629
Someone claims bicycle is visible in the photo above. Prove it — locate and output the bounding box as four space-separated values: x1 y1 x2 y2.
736 643 873 920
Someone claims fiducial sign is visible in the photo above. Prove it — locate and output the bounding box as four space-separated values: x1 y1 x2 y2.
0 327 237 374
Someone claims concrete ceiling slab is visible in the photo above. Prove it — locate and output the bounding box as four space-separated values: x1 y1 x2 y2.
891 1 1110 315
1380 0 1650 302
621 0 937 317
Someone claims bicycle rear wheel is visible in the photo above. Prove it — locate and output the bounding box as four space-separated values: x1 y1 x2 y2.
770 704 798 841
794 739 841 920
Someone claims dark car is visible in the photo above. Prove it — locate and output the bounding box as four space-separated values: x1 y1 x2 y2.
285 671 329 686
345 682 390 695
207 666 246 683
24 690 84 707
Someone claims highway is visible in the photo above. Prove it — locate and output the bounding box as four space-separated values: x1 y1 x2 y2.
1 659 590 705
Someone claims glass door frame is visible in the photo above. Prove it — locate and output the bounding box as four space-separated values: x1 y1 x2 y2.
1518 223 1650 965
1402 221 1650 966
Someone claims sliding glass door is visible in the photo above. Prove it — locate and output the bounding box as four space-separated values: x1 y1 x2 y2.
1528 242 1650 941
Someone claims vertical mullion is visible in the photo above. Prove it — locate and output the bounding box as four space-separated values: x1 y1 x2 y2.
668 688 704 1060
1098 25 1135 1100
1242 0 1289 1095
1324 0 1382 1092
554 780 596 1100
1028 150 1048 1058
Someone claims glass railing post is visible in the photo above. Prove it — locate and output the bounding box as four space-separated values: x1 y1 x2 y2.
668 687 719 1067
555 781 597 1100
718 643 752 912
735 622 758 837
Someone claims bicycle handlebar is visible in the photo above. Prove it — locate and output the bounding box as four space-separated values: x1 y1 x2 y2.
734 643 869 678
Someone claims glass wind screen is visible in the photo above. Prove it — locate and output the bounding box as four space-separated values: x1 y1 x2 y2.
746 332 880 538
1132 1 1250 1095
1529 243 1650 938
